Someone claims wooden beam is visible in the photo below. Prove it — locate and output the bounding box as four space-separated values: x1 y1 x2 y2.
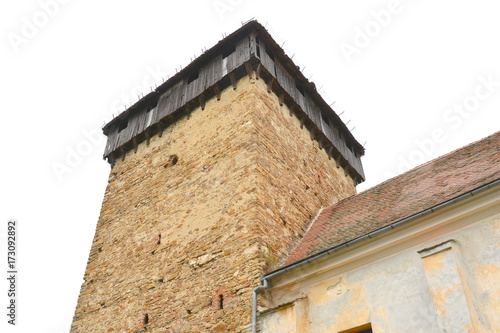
279 93 285 107
327 146 334 160
108 152 116 167
199 94 206 110
120 147 126 161
145 130 151 145
157 123 164 137
266 78 274 93
214 84 221 101
229 73 238 90
335 155 342 169
244 62 254 76
133 137 138 153
255 63 261 80
309 127 316 141
299 115 305 129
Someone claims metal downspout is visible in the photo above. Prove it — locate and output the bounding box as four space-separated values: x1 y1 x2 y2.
251 278 269 333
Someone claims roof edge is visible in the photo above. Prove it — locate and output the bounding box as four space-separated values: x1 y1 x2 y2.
102 20 262 134
102 19 364 152
357 131 500 197
263 178 500 282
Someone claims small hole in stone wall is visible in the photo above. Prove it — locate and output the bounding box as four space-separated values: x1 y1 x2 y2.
171 155 178 165
187 309 192 314
157 234 161 245
218 294 224 310
158 278 164 283
143 313 149 325
164 155 179 169
97 247 102 253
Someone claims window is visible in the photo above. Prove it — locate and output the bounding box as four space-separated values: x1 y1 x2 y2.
346 141 353 153
265 47 275 61
357 329 373 333
254 37 262 58
218 294 224 309
339 323 373 333
296 85 305 97
187 71 199 84
321 112 330 126
118 119 128 133
222 45 236 59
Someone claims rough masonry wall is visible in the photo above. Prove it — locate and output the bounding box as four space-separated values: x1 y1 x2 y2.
71 74 355 333
251 81 356 268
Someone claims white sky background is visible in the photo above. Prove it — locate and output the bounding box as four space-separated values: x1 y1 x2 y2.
1 0 499 331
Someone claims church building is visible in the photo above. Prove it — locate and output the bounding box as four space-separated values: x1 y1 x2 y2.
70 20 500 333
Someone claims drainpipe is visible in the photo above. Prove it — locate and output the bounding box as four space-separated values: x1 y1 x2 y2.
251 278 269 333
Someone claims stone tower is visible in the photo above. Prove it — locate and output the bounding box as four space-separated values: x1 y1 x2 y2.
71 21 365 332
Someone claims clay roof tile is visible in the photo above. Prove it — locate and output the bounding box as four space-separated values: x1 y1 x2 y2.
285 131 500 266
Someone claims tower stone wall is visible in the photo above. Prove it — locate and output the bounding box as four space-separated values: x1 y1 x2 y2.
71 74 356 332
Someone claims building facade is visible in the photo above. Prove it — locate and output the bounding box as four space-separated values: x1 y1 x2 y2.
259 132 500 333
71 20 500 333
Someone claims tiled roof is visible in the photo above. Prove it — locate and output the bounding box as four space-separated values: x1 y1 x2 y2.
285 131 500 266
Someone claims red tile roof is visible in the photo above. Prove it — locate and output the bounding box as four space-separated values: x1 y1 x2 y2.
285 131 500 266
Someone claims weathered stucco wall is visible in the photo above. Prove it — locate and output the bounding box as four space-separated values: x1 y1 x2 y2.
71 74 355 333
261 191 500 333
